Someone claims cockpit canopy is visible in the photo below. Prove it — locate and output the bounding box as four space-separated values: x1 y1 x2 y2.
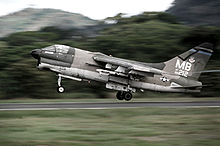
42 45 72 54
39 44 75 66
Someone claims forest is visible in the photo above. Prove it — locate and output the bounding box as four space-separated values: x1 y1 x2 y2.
0 12 220 99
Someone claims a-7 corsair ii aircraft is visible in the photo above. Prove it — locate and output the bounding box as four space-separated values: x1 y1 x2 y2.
31 43 213 101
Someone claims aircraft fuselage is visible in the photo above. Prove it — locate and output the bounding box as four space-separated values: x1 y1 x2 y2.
31 44 207 101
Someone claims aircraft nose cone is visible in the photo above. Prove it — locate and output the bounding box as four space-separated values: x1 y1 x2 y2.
31 49 41 59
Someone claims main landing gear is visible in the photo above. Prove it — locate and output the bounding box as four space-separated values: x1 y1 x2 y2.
57 75 65 93
116 91 133 101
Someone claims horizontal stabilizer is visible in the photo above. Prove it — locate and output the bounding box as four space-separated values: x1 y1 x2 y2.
171 84 212 89
193 70 220 74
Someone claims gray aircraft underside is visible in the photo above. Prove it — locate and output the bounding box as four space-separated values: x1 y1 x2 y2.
31 43 214 101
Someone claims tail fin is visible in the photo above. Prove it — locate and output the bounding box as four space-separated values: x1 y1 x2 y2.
163 43 213 80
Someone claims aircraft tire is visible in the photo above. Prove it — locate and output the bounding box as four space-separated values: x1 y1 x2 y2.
57 86 65 93
124 92 132 101
116 91 124 100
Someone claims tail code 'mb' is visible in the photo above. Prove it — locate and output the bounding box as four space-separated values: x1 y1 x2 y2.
163 43 213 80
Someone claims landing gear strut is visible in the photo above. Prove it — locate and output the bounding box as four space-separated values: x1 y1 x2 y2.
57 75 65 93
116 91 133 101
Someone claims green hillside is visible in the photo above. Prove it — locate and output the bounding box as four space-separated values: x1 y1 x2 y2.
167 0 220 26
0 8 98 37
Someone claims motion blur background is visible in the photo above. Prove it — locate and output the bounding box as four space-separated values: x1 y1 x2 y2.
0 0 220 99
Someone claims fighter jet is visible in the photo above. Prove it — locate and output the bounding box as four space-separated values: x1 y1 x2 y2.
31 43 214 101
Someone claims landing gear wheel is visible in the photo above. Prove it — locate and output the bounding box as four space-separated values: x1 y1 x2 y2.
116 91 133 101
57 86 65 93
124 92 132 101
116 91 124 100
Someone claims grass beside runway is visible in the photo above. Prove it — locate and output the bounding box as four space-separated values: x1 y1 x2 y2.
0 108 220 145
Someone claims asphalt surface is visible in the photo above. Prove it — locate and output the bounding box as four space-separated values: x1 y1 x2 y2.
1 101 220 110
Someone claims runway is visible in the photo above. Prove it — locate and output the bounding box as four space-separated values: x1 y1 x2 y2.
1 101 220 110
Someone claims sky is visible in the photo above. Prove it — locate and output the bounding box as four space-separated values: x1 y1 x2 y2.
0 0 174 20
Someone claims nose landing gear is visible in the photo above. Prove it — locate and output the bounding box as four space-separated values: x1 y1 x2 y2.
57 75 65 93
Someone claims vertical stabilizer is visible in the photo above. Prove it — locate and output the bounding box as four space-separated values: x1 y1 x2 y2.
163 43 213 80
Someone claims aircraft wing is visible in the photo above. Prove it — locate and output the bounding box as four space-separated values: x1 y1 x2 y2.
93 54 132 68
93 54 164 76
